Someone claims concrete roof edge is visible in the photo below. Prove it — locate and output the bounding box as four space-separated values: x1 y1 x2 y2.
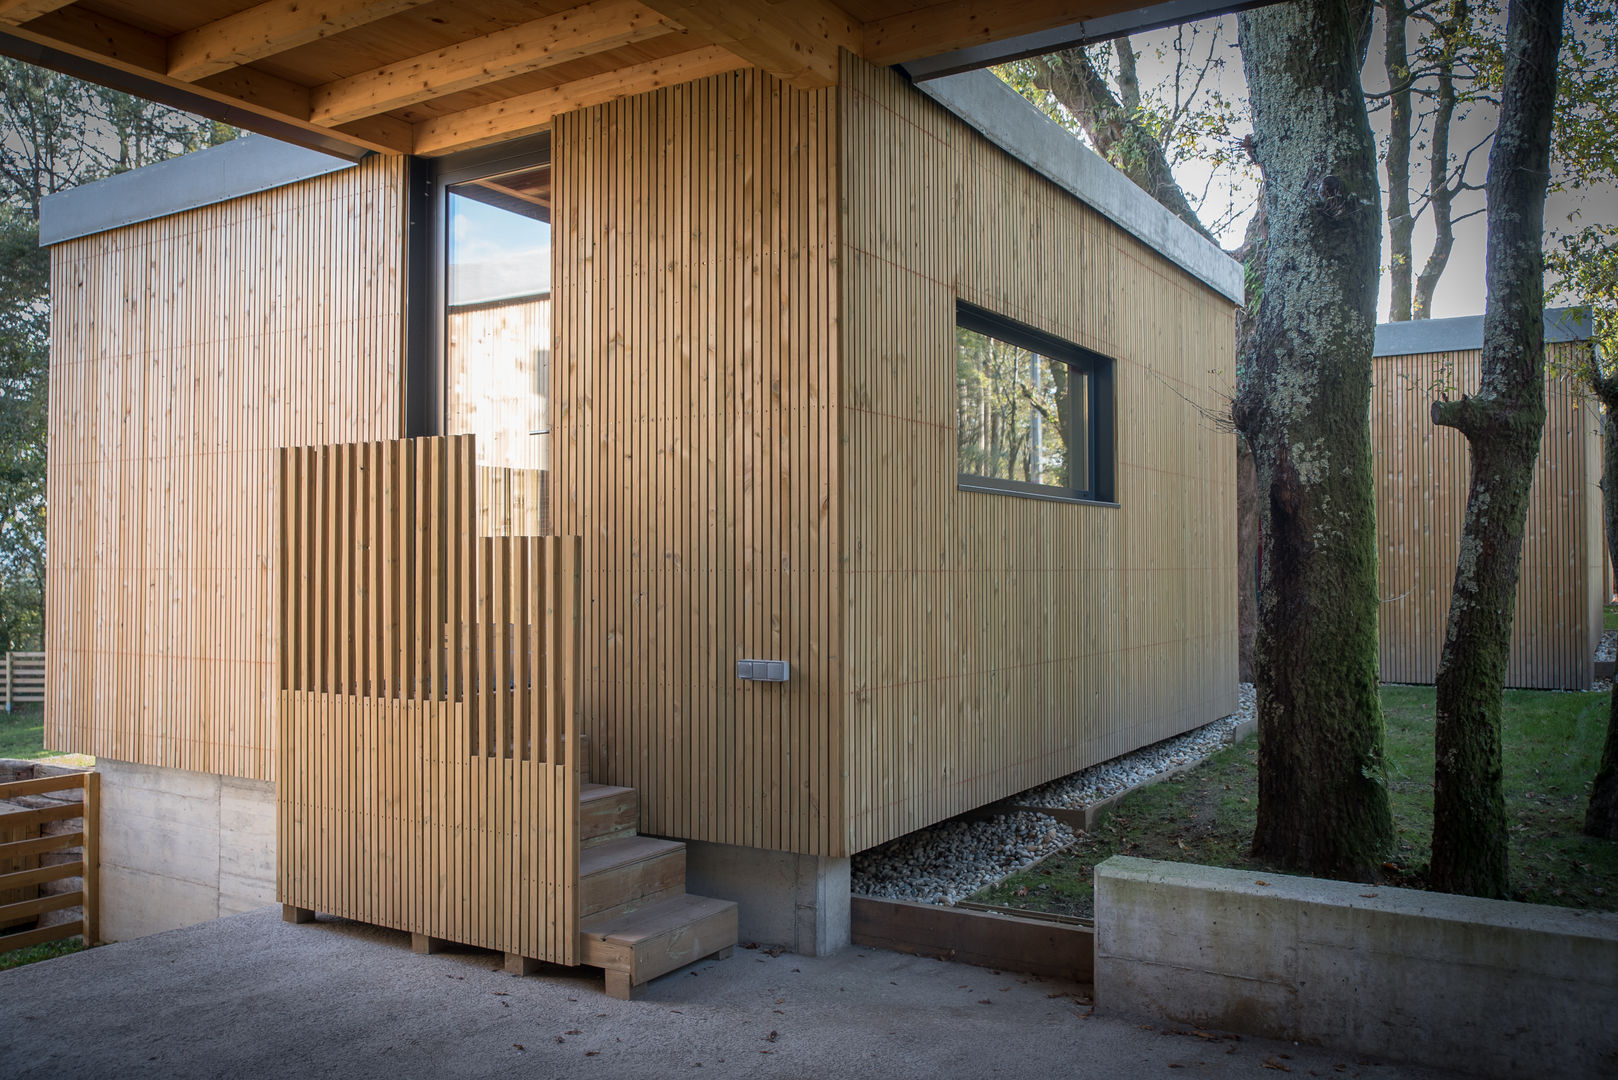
913 69 1245 305
38 135 359 247
1373 306 1594 356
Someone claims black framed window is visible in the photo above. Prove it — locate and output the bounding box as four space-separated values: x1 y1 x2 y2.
955 302 1115 504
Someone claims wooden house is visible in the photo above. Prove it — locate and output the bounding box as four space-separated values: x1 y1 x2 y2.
1372 309 1602 690
20 2 1241 996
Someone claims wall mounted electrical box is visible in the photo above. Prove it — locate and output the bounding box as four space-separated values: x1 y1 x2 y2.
736 659 790 683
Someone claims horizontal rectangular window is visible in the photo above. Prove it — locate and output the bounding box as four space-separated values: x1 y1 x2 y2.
955 303 1114 503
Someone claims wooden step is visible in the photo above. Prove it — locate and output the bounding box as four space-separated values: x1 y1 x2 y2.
579 835 685 919
581 893 739 1000
580 784 638 849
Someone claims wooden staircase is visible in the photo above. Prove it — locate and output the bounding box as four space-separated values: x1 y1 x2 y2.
572 783 739 999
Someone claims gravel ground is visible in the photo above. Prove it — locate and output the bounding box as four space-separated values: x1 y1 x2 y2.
852 684 1257 905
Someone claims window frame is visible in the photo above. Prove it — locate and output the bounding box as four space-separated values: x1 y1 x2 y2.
415 133 553 439
954 301 1117 506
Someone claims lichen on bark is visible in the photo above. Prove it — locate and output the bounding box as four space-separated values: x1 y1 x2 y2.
1428 0 1563 898
1235 0 1393 881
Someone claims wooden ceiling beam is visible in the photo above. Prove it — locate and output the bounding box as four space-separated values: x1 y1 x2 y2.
166 0 438 83
637 0 857 89
413 43 743 155
0 1 77 27
309 0 680 127
5 6 409 154
862 1 1139 67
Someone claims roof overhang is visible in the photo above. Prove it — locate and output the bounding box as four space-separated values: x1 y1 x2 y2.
0 1 1275 160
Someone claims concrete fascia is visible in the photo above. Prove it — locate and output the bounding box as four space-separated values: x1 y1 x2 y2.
914 69 1244 305
39 135 358 247
1373 306 1593 356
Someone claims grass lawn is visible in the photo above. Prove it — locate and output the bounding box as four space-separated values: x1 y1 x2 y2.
1605 602 1618 631
0 703 60 760
970 685 1618 918
0 936 84 971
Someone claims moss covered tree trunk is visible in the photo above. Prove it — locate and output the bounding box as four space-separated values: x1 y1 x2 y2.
1428 0 1563 897
1585 380 1618 838
1234 0 1393 880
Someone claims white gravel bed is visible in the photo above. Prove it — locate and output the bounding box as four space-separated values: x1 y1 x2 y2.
1598 629 1617 664
851 684 1258 906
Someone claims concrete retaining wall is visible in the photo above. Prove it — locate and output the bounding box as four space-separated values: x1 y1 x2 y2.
1095 856 1618 1079
99 759 275 942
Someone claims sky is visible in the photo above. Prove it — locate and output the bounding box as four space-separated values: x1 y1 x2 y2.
1069 8 1618 322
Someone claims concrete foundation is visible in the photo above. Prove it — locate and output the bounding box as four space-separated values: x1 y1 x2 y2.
682 840 850 956
98 759 276 942
1095 856 1618 1080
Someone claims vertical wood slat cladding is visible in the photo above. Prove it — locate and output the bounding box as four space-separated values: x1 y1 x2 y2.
1372 342 1602 689
839 59 1239 854
44 157 408 782
552 70 843 856
277 435 581 964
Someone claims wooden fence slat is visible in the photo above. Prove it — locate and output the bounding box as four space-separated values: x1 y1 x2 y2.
276 434 580 965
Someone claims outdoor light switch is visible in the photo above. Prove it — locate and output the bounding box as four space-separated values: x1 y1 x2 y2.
737 659 790 683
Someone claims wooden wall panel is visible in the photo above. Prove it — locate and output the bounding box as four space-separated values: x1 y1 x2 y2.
1372 341 1602 689
839 59 1239 854
551 70 843 856
45 157 408 781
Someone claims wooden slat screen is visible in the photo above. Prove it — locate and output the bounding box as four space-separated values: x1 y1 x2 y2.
1372 341 1602 689
839 58 1240 853
276 434 581 964
44 156 408 780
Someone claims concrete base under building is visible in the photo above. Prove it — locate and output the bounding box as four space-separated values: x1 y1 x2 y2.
98 759 276 942
682 841 851 956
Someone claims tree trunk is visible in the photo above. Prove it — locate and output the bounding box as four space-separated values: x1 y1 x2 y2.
1585 368 1618 837
1411 1 1467 320
1237 438 1259 682
1428 0 1563 898
1384 0 1415 321
1234 0 1393 880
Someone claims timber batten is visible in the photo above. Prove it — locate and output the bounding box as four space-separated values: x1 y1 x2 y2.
839 58 1238 854
44 155 408 781
552 68 845 858
1372 340 1603 690
276 435 582 964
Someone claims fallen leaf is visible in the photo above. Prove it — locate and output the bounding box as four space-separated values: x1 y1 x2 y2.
1359 893 1378 899
512 1043 525 1052
1263 1055 1290 1071
764 1031 778 1043
1255 880 1270 887
492 991 509 997
978 999 993 1005
555 1037 565 1044
566 1029 582 1035
585 1051 599 1057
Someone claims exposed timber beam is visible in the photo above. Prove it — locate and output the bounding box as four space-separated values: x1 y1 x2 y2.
309 0 680 127
166 0 437 83
413 43 742 155
637 0 857 89
0 7 408 154
0 0 77 26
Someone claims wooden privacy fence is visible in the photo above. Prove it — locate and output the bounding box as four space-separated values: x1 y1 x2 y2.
277 434 582 965
3 652 44 712
0 769 98 951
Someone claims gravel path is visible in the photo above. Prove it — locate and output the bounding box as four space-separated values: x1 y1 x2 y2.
852 684 1257 905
